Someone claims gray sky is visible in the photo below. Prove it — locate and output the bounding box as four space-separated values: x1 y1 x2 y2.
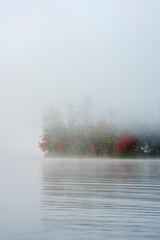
1 0 160 156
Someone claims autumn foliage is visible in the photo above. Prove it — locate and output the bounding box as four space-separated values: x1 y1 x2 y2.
38 103 160 157
115 132 138 154
38 100 141 157
38 137 48 152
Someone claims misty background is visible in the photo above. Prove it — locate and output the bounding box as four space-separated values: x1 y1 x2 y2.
1 0 160 157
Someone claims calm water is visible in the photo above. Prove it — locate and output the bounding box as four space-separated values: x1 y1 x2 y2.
1 157 160 239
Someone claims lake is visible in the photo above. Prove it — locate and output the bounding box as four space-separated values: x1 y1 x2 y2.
1 157 160 239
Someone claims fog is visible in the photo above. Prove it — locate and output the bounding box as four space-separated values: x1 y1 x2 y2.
1 0 160 157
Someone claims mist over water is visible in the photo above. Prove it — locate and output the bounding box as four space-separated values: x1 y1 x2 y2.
1 157 160 239
1 0 160 156
1 1 160 239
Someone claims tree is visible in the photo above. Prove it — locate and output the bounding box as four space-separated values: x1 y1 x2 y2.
41 108 66 155
115 132 138 156
38 136 48 154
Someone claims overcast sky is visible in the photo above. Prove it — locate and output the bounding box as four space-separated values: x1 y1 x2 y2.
1 0 160 156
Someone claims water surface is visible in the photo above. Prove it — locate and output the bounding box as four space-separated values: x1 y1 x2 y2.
1 157 160 239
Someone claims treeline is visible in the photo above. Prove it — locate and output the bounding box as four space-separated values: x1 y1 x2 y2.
39 99 160 158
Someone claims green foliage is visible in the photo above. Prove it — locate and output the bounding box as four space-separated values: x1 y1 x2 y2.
39 99 160 158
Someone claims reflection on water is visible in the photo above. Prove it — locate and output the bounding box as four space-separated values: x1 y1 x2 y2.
42 158 160 239
1 158 160 239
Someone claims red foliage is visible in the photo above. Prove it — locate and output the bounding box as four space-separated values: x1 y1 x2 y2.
55 137 65 152
55 136 74 152
56 144 65 152
115 132 138 153
39 136 48 152
89 143 99 153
